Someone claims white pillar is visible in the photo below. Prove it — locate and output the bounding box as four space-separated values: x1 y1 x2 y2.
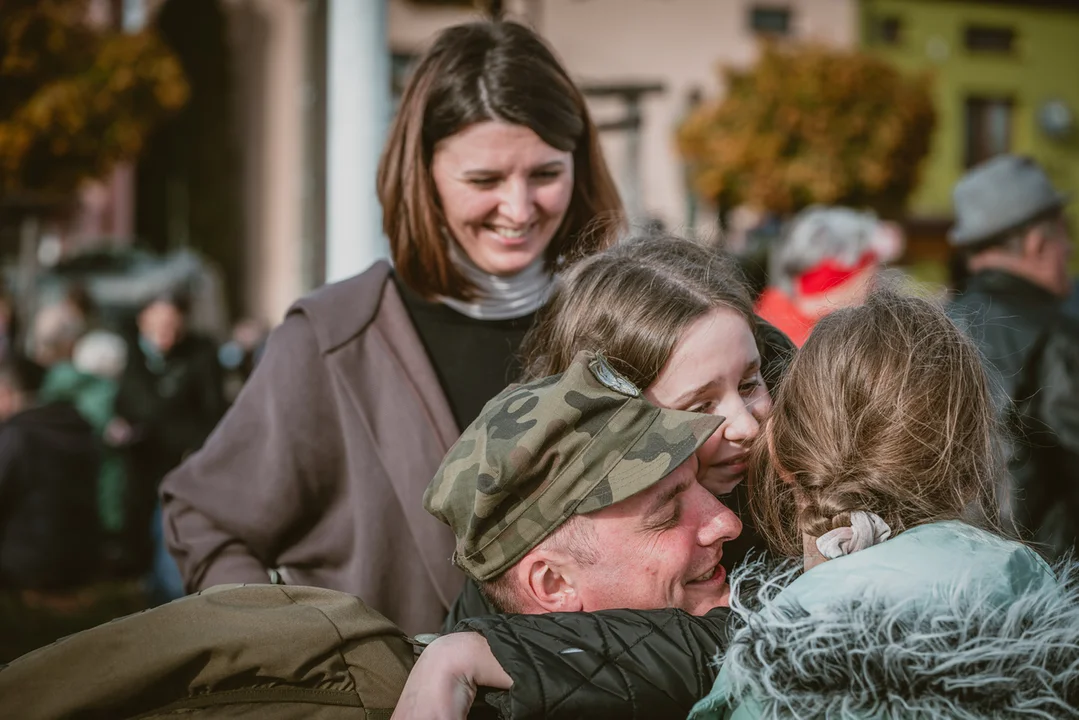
122 0 146 31
325 0 390 283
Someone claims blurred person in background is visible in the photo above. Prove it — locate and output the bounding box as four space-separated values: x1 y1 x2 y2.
0 357 101 607
1065 277 1079 319
723 206 783 302
217 317 268 403
62 283 99 330
0 287 19 366
112 290 225 603
755 206 904 347
30 300 87 372
38 324 129 577
161 19 623 635
28 300 90 444
35 288 134 576
947 154 1079 561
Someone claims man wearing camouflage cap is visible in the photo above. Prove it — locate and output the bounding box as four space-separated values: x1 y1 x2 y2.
423 350 741 617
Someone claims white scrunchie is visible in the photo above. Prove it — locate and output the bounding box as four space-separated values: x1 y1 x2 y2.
815 511 892 560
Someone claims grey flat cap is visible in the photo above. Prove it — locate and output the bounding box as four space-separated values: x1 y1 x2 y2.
949 154 1070 247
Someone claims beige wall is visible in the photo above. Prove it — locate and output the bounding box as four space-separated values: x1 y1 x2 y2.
540 0 857 231
226 0 306 325
389 0 538 47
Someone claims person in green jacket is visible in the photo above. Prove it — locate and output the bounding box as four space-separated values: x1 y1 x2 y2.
37 329 128 543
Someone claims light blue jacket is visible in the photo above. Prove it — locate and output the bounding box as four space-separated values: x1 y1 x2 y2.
690 521 1078 719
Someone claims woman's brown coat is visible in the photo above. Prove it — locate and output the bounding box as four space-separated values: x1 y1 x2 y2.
161 261 464 635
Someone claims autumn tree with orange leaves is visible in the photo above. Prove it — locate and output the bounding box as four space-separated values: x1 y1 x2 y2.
0 0 189 199
678 44 935 218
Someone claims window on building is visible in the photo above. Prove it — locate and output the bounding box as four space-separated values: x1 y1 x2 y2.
964 25 1016 53
876 16 902 45
749 6 792 36
965 97 1013 168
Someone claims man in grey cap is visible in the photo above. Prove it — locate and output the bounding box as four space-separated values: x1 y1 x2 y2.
947 154 1079 560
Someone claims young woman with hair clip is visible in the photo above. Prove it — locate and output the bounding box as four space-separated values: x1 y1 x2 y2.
397 288 1078 720
160 20 623 636
396 232 797 719
437 233 795 624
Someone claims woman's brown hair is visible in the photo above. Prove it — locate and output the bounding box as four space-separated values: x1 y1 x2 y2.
519 233 755 388
751 288 1003 557
377 21 623 300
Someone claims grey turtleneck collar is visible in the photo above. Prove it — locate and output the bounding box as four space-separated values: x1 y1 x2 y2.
437 242 553 321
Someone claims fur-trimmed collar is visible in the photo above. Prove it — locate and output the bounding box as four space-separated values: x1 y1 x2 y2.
692 542 1079 718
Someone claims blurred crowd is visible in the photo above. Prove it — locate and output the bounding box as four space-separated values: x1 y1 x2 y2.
0 283 268 658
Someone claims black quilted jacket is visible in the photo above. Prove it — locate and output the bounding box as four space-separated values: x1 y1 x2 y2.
948 270 1079 559
458 599 733 719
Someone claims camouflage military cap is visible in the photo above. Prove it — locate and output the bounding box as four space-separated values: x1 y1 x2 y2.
423 351 722 582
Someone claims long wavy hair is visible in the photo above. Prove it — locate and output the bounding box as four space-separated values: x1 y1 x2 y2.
518 232 754 387
751 288 1003 557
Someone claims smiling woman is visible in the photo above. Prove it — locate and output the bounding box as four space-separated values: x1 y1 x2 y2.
520 234 774 500
379 21 622 302
646 308 771 497
431 122 574 278
159 20 623 637
395 233 797 720
451 233 788 624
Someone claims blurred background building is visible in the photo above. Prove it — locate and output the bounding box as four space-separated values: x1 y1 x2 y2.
2 0 1076 327
862 0 1079 266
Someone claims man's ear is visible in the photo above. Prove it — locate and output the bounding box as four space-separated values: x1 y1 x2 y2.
1023 226 1049 259
514 548 583 613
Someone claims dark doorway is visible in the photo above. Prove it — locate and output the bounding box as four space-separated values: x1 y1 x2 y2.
135 0 243 321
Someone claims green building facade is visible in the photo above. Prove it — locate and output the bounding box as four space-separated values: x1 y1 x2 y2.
861 0 1079 224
